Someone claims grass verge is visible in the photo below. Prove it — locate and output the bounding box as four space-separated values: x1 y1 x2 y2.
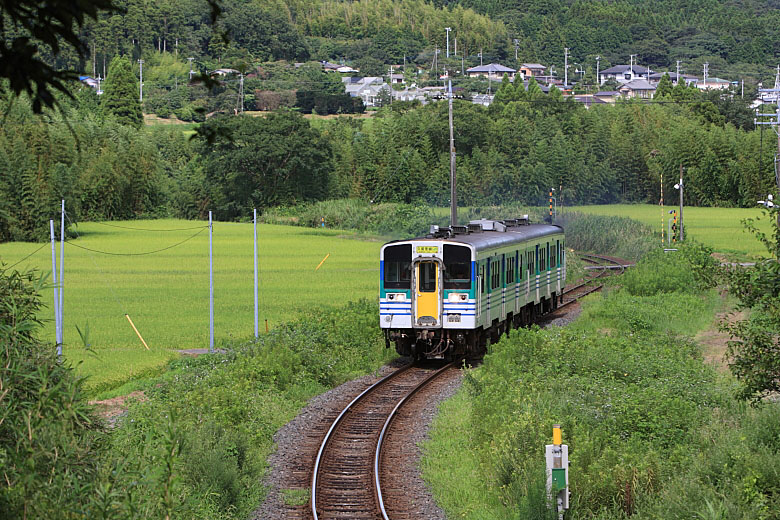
100 299 395 519
422 243 780 519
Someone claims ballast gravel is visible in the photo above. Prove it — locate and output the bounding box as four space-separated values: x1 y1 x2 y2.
252 302 581 520
251 357 462 520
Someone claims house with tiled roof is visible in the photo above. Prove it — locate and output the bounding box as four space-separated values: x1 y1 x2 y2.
599 65 652 85
518 63 546 79
466 63 516 79
618 78 656 99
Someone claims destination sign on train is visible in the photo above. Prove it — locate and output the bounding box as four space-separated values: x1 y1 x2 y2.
416 246 439 253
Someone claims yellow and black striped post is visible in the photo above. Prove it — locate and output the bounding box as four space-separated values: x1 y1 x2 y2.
549 190 553 222
672 211 677 243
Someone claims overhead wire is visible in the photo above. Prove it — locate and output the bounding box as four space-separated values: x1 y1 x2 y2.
65 226 207 256
1 242 49 271
90 221 208 232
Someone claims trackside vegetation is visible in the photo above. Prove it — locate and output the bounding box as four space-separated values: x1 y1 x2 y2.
1 267 394 518
422 243 780 519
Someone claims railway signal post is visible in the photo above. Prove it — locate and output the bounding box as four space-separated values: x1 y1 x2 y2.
546 424 570 519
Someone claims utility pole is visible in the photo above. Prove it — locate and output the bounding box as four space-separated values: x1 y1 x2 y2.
253 208 258 339
479 48 483 66
676 60 681 85
97 75 101 94
703 62 709 89
138 59 144 101
629 54 637 79
238 73 244 112
564 47 569 86
454 38 457 57
514 39 519 61
755 105 780 226
448 80 457 227
188 57 194 81
595 55 600 87
445 27 451 58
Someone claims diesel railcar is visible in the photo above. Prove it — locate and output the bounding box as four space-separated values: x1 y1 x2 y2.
380 218 565 359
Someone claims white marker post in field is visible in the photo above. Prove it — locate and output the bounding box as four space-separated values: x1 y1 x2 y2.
253 208 259 339
209 211 214 353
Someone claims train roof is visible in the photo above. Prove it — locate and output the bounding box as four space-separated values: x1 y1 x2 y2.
383 220 564 253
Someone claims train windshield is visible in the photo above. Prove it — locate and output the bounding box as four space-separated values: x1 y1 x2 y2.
444 245 471 290
383 244 411 289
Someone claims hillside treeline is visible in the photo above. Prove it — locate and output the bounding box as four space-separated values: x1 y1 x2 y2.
0 81 776 241
451 0 780 74
69 0 780 80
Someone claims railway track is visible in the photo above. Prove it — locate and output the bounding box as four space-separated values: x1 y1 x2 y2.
556 253 630 310
311 361 458 520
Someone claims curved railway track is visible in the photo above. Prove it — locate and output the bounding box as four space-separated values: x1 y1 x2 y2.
311 361 458 520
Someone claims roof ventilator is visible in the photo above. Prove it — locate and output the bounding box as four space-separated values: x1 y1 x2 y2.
470 219 506 232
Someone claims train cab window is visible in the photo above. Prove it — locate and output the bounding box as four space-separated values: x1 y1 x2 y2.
419 262 437 292
384 244 411 289
443 245 471 290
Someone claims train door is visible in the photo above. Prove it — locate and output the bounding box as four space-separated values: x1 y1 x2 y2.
414 261 440 327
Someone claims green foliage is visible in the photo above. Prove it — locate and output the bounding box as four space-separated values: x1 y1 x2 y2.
555 212 657 261
0 267 103 517
196 112 332 219
720 207 780 400
101 56 143 128
103 299 393 518
654 73 673 98
423 242 780 518
618 242 718 296
262 198 434 237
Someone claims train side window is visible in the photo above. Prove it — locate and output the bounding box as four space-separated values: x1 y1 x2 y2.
519 255 524 280
507 257 514 285
480 264 485 293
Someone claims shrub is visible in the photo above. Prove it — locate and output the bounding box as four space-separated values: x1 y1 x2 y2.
0 267 104 517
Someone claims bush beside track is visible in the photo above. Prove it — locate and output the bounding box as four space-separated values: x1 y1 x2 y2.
1 275 394 519
422 243 780 519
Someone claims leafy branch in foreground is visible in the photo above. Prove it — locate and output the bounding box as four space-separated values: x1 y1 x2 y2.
721 207 780 401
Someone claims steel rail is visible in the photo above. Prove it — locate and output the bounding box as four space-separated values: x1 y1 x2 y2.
558 253 627 309
311 362 414 520
374 361 458 520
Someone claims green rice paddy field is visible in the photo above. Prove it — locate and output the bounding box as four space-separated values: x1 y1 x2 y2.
0 220 381 395
569 204 772 258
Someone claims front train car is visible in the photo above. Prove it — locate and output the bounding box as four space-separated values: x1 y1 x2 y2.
380 219 565 360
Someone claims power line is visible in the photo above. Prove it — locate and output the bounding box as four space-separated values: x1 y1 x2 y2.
91 221 208 232
1 242 49 270
65 227 206 256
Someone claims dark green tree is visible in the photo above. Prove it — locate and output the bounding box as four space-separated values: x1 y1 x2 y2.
100 56 143 128
196 112 332 219
654 73 674 98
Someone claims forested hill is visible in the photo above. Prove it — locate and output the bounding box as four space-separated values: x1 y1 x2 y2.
447 0 780 75
76 0 778 81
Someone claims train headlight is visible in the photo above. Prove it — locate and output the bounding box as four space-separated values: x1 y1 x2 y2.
448 293 469 302
387 293 406 302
